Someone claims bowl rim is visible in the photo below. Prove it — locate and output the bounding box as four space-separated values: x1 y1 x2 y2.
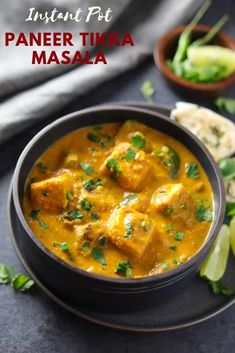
12 104 226 286
154 24 235 91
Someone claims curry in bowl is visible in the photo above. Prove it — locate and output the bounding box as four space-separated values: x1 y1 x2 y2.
23 120 213 278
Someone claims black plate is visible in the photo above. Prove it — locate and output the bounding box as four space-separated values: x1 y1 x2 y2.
8 102 235 332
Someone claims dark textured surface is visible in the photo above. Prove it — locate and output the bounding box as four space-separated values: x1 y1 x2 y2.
1 1 235 351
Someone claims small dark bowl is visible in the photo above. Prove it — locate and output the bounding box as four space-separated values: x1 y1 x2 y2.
155 25 235 100
11 105 225 312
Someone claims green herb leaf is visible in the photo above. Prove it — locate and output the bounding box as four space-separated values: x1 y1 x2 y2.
81 198 92 211
226 202 235 217
66 192 74 201
84 178 103 191
80 162 94 176
186 163 200 179
162 263 170 269
65 209 83 221
59 242 70 251
131 132 146 149
174 231 185 241
97 236 108 246
106 158 121 180
30 209 40 220
140 80 155 101
208 280 235 296
156 145 180 178
195 205 213 222
218 158 235 180
11 273 34 292
215 97 235 114
161 206 174 217
123 147 136 162
92 248 106 265
38 220 48 229
169 245 177 251
90 211 99 220
52 241 75 260
121 194 138 206
81 241 90 252
115 260 132 277
0 263 10 284
36 162 47 174
87 132 101 143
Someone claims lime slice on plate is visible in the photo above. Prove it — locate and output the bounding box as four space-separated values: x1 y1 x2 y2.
200 224 230 281
187 45 235 78
230 217 235 256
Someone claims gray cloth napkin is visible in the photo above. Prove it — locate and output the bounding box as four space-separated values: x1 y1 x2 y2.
0 0 202 144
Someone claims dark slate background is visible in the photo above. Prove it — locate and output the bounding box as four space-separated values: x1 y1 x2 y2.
0 1 235 352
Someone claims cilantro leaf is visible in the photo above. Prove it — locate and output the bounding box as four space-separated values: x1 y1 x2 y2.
87 132 101 143
65 209 83 221
141 80 155 101
123 147 136 162
174 231 185 241
92 248 106 265
195 205 213 222
81 198 92 211
0 263 10 284
30 209 40 220
215 97 235 114
208 280 235 296
226 202 235 217
106 158 121 180
97 236 108 246
38 220 48 229
66 192 73 201
131 132 146 149
156 145 180 178
115 260 132 277
11 273 34 292
84 178 103 192
81 241 90 252
80 162 94 176
186 163 200 179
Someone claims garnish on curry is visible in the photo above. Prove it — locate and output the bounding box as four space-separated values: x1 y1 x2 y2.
23 120 213 278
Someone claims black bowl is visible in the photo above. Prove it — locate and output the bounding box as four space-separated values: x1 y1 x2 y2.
11 105 225 312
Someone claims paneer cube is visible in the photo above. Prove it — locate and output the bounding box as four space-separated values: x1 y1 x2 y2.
115 120 152 152
74 221 107 255
30 170 73 212
151 183 194 225
107 207 156 259
100 142 151 191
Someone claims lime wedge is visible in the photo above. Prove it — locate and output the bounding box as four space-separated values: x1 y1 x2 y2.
230 217 235 256
187 46 235 78
200 225 230 281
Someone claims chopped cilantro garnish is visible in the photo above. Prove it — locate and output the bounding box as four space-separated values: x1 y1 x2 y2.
81 198 92 211
186 163 200 179
169 245 177 251
80 162 94 176
174 232 185 241
65 209 83 221
66 192 74 201
38 220 48 229
115 260 132 277
155 145 180 178
131 132 146 149
195 205 213 222
87 132 100 143
81 241 90 252
106 158 121 180
84 178 103 191
97 236 108 246
52 241 74 260
122 147 136 162
30 209 40 220
90 211 99 220
162 263 170 269
161 206 174 217
92 248 106 265
36 162 47 174
11 272 34 292
0 263 10 284
208 280 235 296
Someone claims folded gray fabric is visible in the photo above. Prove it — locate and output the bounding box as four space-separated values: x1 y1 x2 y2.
0 0 202 144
